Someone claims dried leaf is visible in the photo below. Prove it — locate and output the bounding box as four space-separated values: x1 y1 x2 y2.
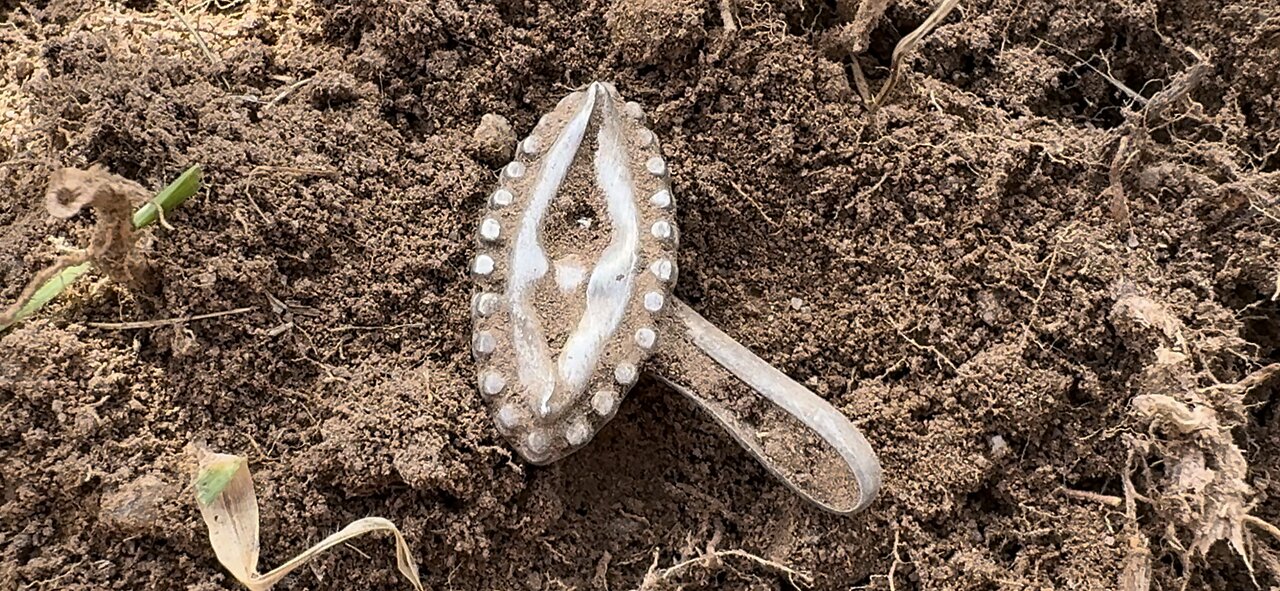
1131 394 1213 436
194 449 259 585
195 453 248 506
193 446 423 591
1112 292 1187 348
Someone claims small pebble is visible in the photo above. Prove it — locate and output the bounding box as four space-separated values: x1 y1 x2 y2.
989 434 1009 458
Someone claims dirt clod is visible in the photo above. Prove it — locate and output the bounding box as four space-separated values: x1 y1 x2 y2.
472 113 515 164
99 474 179 535
606 0 706 66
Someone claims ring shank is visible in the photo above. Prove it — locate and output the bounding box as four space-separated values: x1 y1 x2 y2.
654 297 882 514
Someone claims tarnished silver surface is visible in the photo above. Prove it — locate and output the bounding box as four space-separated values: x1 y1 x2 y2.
471 82 675 464
472 82 881 514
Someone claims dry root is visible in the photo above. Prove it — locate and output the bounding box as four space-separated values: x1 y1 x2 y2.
719 0 738 32
871 0 961 110
1104 291 1280 586
1103 48 1210 246
835 0 962 110
837 0 893 55
638 530 812 590
0 165 149 327
45 165 149 281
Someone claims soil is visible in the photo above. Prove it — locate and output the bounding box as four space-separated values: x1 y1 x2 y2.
1 0 1278 590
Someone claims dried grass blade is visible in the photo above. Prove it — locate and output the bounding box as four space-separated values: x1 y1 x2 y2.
193 448 424 591
872 0 962 109
255 518 422 591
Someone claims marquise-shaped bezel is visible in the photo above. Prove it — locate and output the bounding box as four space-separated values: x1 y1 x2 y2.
470 82 678 464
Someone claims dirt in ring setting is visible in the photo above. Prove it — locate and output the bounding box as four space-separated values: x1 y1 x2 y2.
2 0 1278 590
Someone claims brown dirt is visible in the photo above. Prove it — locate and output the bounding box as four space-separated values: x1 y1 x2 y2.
1 0 1278 590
